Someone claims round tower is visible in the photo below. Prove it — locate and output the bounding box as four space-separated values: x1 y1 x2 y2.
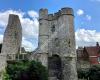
38 9 49 53
60 7 77 80
59 7 75 56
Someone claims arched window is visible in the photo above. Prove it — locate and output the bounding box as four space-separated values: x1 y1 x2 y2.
51 25 55 33
14 32 17 39
68 39 71 47
55 38 59 47
68 40 70 47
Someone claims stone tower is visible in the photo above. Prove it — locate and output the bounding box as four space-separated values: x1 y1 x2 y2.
38 7 77 80
1 14 22 55
0 14 22 80
38 9 49 53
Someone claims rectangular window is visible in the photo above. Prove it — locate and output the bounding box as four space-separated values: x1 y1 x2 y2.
98 57 100 63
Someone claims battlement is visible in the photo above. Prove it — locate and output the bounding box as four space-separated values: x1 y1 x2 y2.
39 7 74 21
48 14 53 20
61 7 74 15
39 8 48 20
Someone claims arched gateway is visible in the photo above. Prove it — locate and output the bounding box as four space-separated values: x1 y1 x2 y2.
48 55 62 80
0 7 78 80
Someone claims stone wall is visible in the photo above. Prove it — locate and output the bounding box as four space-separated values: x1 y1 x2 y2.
0 14 22 80
37 7 78 80
29 52 48 67
0 8 78 80
1 14 22 55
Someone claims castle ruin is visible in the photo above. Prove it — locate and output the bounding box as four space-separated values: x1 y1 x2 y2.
1 14 22 55
0 14 22 80
0 7 78 80
30 7 78 80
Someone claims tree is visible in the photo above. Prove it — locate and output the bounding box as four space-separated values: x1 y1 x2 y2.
78 65 100 80
3 60 48 80
77 68 89 79
89 66 100 80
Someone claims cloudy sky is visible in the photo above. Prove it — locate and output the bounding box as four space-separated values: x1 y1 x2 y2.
0 0 100 51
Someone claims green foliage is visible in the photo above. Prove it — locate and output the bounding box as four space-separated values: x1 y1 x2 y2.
4 60 48 80
28 61 48 80
77 68 89 79
78 66 100 80
88 66 100 80
2 71 11 80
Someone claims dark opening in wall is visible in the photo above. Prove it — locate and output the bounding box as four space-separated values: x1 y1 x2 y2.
68 40 71 47
0 44 2 53
48 55 62 80
55 38 59 47
39 23 42 25
51 25 55 33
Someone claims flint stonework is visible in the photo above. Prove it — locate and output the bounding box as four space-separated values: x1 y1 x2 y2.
0 14 22 80
0 7 78 80
1 14 22 55
30 7 78 80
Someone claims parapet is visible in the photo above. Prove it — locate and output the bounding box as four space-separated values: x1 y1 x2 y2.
39 8 48 20
53 11 61 20
39 7 74 21
48 14 53 21
61 7 74 16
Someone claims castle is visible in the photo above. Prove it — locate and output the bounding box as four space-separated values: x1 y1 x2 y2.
0 7 78 80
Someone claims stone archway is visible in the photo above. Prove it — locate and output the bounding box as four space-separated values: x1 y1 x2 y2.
48 55 62 80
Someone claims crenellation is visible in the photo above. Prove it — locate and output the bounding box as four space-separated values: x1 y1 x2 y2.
53 12 60 20
61 7 74 16
47 7 74 21
39 8 48 20
0 7 77 80
48 14 53 21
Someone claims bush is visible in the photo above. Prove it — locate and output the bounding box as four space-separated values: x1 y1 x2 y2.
3 60 48 80
89 66 100 80
78 66 100 80
77 68 89 79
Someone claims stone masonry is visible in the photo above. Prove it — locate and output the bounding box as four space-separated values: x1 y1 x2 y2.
0 14 22 80
30 7 78 80
0 7 78 80
1 14 22 55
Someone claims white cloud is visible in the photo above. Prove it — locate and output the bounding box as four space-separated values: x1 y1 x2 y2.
0 34 3 43
75 29 100 48
77 9 84 16
22 37 36 51
0 10 24 27
0 9 39 51
28 10 39 18
86 15 92 21
0 10 39 38
21 17 39 38
0 9 97 51
76 9 92 21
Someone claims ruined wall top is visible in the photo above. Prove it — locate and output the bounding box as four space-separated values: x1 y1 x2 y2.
39 7 74 20
39 8 48 20
1 14 22 55
8 14 21 26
